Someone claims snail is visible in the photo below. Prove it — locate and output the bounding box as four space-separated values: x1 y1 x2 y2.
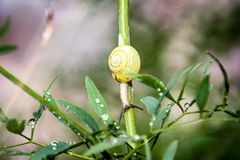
108 45 141 83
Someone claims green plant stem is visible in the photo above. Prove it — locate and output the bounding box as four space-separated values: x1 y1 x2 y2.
67 151 95 160
118 0 130 46
0 142 31 149
124 117 237 159
0 66 95 143
118 0 137 148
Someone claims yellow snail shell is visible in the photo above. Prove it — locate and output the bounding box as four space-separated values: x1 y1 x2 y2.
108 45 141 82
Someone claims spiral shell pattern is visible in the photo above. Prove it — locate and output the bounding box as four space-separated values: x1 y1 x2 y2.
108 45 141 82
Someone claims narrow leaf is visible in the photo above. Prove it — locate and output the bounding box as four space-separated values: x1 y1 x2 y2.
85 76 109 124
32 73 61 124
32 104 45 123
0 44 17 53
59 99 99 132
6 118 26 134
141 96 160 115
129 73 175 101
196 75 210 112
0 107 8 123
144 138 152 160
43 91 87 137
0 150 30 158
177 63 202 102
84 136 138 156
153 104 173 128
31 141 82 160
208 51 229 106
163 140 178 160
0 17 11 37
0 66 94 142
161 66 192 102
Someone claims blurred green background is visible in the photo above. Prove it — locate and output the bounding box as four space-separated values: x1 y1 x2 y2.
0 0 240 159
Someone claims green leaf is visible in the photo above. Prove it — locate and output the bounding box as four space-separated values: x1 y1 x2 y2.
208 51 229 106
0 66 93 142
161 66 192 102
196 75 210 112
0 44 17 53
43 91 86 137
44 90 58 107
152 104 173 128
163 140 178 160
0 150 30 158
6 118 26 134
31 141 82 160
32 104 45 123
84 136 139 156
177 63 202 102
58 99 99 132
85 76 109 124
0 17 11 37
144 138 152 160
31 74 61 125
0 107 8 123
141 96 160 115
129 73 175 101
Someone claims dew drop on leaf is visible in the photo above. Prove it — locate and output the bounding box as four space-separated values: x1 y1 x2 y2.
101 114 109 121
50 141 58 147
95 98 100 104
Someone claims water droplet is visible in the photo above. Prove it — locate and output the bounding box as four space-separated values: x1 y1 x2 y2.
66 106 70 110
58 116 61 120
101 114 109 121
52 147 57 150
72 141 76 145
133 153 137 156
111 137 118 144
95 98 100 104
46 91 51 95
100 104 104 108
47 98 51 102
184 103 190 108
159 92 163 97
157 88 161 92
131 88 134 92
140 99 143 102
149 122 153 127
77 132 81 136
27 119 36 128
51 141 58 147
113 152 118 157
134 135 140 140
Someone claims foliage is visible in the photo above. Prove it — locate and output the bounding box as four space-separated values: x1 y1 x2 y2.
0 51 239 159
0 17 17 54
0 1 239 160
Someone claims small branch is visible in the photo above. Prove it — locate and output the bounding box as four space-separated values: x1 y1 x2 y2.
0 142 31 149
67 151 95 160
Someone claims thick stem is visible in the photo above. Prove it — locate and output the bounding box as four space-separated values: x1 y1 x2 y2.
118 0 137 148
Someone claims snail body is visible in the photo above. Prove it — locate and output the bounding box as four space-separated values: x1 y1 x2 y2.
108 45 141 82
